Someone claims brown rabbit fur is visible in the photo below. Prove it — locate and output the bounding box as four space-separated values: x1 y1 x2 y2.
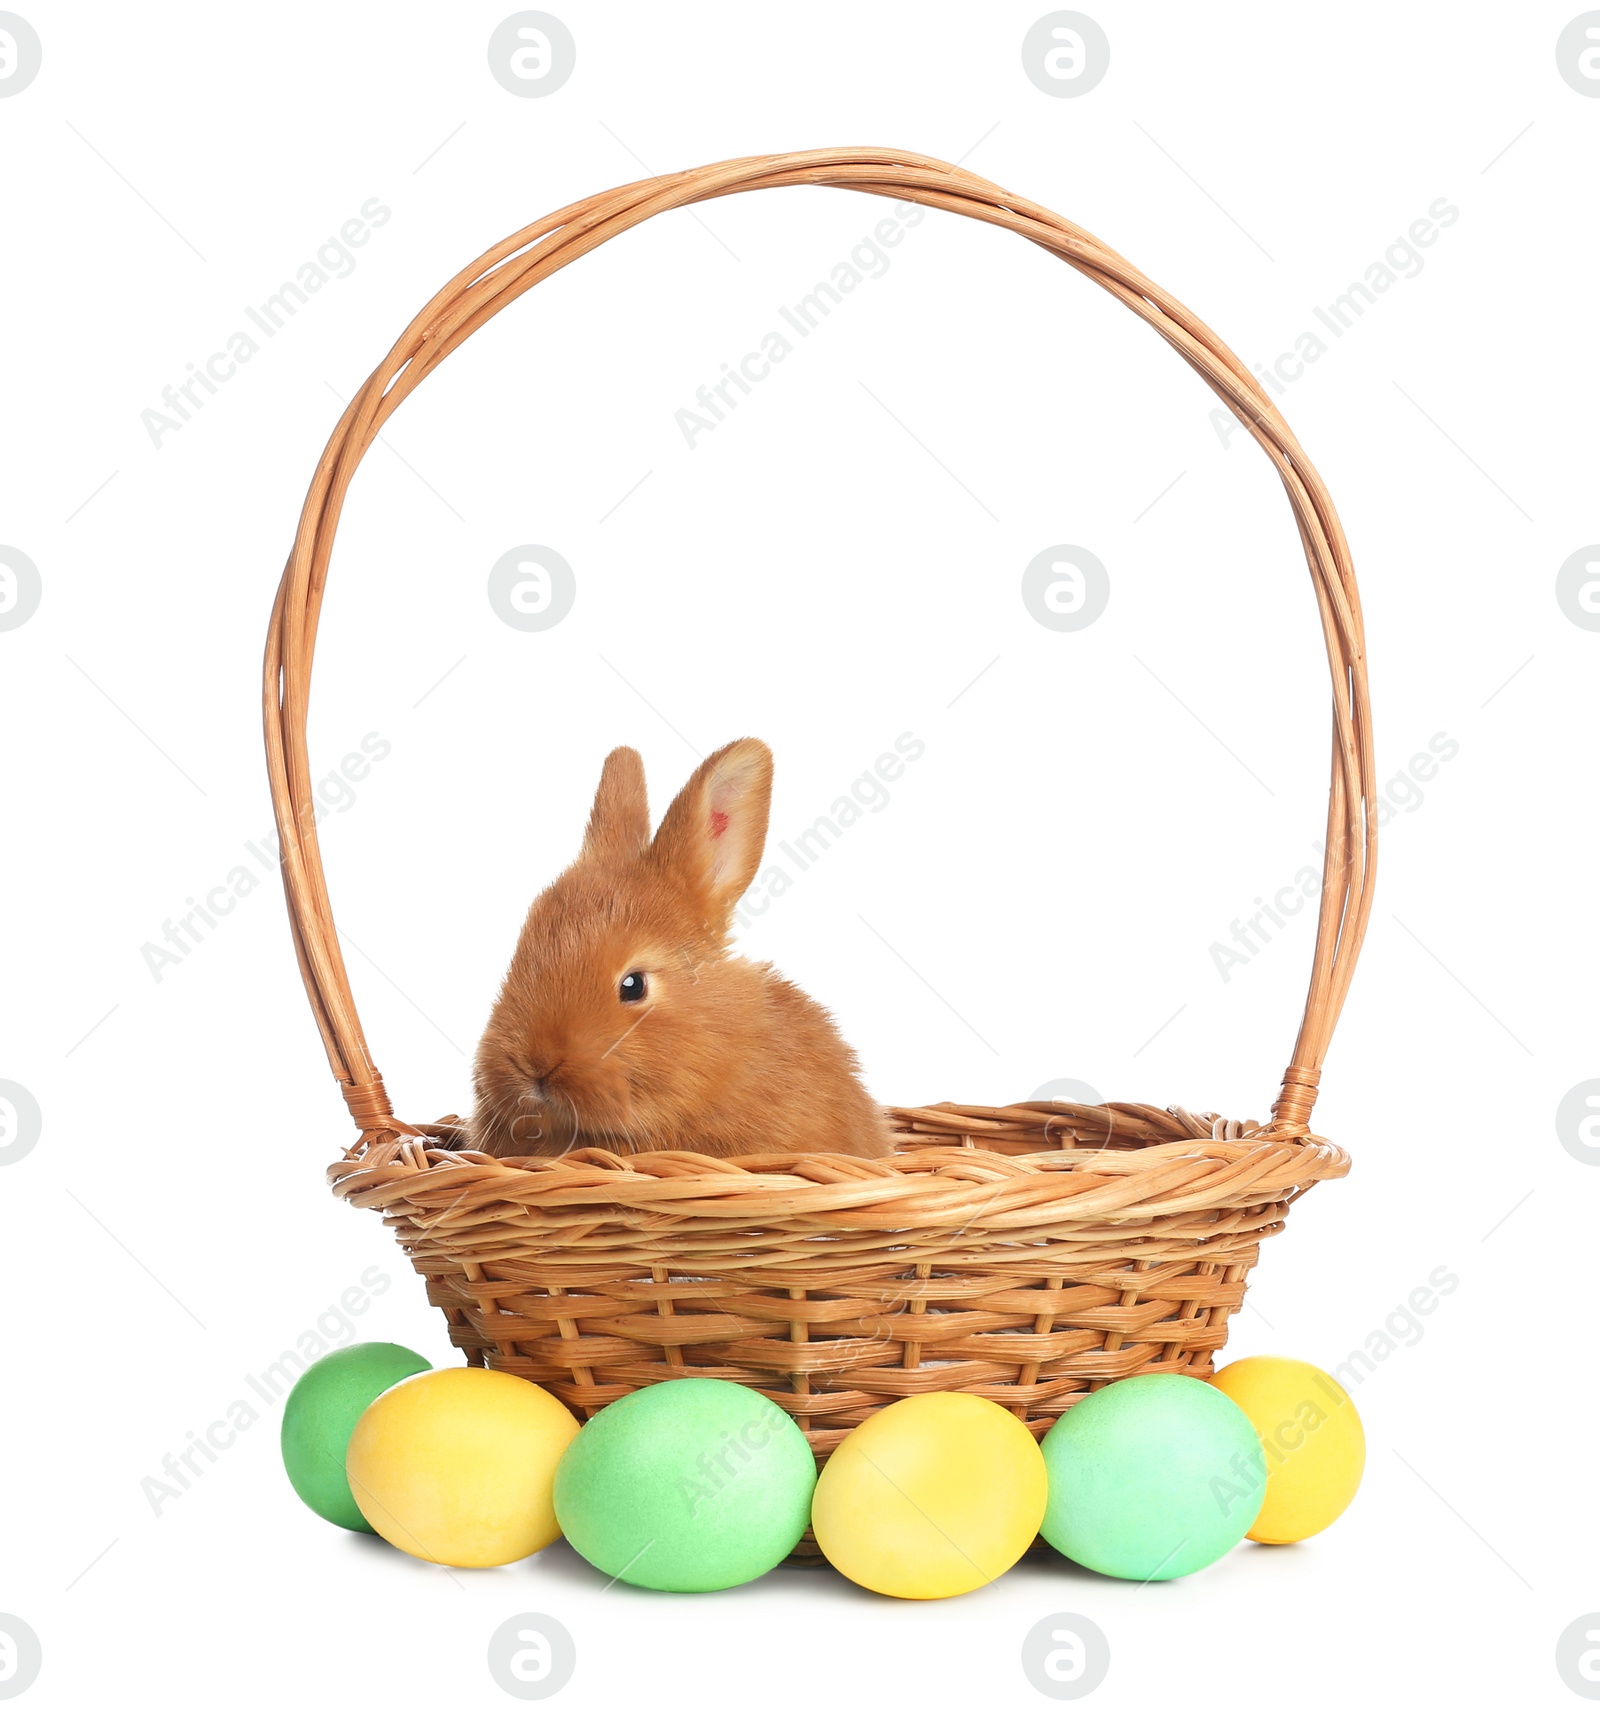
469 739 892 1160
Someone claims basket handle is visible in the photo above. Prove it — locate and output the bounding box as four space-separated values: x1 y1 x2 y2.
264 147 1375 1144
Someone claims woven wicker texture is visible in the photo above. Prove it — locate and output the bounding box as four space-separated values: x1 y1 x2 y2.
264 148 1374 1469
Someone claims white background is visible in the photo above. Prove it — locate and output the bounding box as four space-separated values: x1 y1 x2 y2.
1 2 1596 1706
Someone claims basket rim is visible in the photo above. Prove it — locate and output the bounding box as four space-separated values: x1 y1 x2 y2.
327 1101 1351 1233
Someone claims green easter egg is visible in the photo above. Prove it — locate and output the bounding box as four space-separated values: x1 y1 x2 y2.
553 1378 816 1592
1040 1374 1265 1580
281 1342 432 1531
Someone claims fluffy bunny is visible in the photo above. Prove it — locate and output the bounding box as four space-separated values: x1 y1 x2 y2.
468 739 893 1160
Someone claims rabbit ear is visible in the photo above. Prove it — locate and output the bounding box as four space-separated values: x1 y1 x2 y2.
652 738 772 915
582 747 650 859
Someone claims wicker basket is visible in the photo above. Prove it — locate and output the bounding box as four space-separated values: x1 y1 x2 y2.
264 149 1373 1484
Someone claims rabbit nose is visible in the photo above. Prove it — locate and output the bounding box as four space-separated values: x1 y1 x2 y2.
531 1062 565 1096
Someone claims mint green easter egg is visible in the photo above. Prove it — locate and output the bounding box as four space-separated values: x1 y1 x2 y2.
1040 1374 1265 1580
281 1342 431 1531
553 1379 816 1592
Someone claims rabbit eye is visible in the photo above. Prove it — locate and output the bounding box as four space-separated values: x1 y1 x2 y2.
619 970 648 1004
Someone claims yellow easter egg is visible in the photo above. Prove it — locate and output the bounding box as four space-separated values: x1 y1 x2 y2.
812 1393 1048 1598
346 1367 580 1567
1210 1357 1365 1544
